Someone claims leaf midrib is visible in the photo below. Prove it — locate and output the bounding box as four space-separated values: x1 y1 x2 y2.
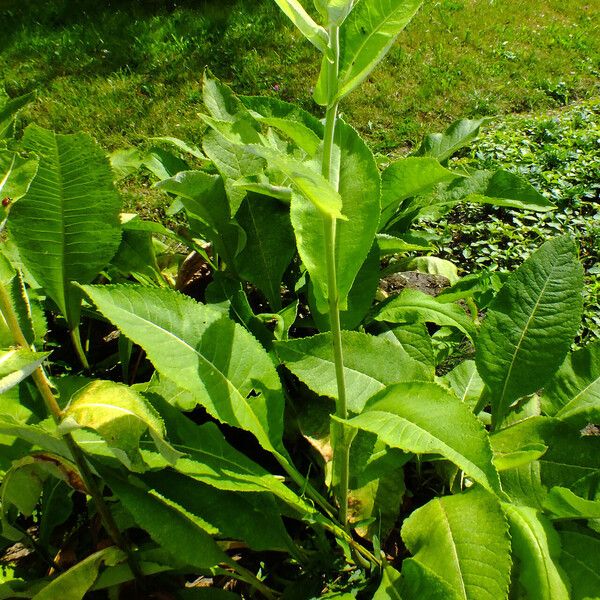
438 500 468 599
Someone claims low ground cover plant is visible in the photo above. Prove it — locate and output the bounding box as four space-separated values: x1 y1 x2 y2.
0 1 598 598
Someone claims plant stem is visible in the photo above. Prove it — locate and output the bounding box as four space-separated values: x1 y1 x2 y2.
70 324 90 371
219 564 277 600
0 280 143 582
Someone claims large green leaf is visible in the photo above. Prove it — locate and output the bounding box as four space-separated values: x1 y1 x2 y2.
0 349 49 394
372 289 477 341
397 559 461 600
558 524 600 600
33 547 125 600
380 157 460 228
275 331 432 413
290 120 380 311
234 193 296 309
0 150 38 202
440 360 485 411
401 491 511 600
542 340 600 426
476 237 583 426
504 505 570 600
273 0 330 55
340 382 501 493
412 118 487 163
97 467 229 570
333 0 424 101
375 322 435 372
7 125 122 326
80 285 286 457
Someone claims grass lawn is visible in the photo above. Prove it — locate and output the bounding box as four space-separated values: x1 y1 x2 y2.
1 0 598 152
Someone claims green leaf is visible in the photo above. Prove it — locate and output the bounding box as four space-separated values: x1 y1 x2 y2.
476 237 584 426
0 150 38 202
276 331 432 413
32 547 125 600
376 233 434 255
440 361 485 411
504 505 570 600
0 92 34 139
234 193 296 310
141 470 293 552
0 349 49 394
38 479 73 548
376 322 435 372
542 340 600 426
273 0 330 55
373 564 403 600
341 382 502 493
257 116 321 156
380 157 460 227
96 467 229 570
389 256 459 284
0 415 69 457
398 558 461 600
60 380 180 468
401 490 511 600
7 125 122 326
372 289 477 341
558 524 600 600
291 120 380 311
80 285 286 457
544 487 600 521
335 0 424 101
412 118 488 163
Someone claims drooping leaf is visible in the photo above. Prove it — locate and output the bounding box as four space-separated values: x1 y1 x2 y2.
273 0 330 55
542 340 600 426
440 361 485 411
401 490 511 600
80 285 287 457
412 118 488 163
276 331 432 413
372 289 477 341
380 157 461 227
543 487 600 521
234 193 296 309
476 237 584 426
504 505 570 600
340 382 502 493
0 415 69 457
333 0 424 101
7 125 122 326
0 150 39 202
558 523 600 600
95 467 229 570
60 380 180 468
0 349 49 394
291 120 380 311
32 547 125 600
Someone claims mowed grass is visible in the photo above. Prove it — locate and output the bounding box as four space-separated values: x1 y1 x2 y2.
1 0 599 155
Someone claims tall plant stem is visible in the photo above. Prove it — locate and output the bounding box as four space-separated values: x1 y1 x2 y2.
320 23 351 529
0 281 143 583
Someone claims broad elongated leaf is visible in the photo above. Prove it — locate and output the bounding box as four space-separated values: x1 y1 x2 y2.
97 467 229 570
0 349 49 394
333 0 423 101
401 491 511 600
440 360 485 411
234 193 296 309
0 150 38 202
544 487 600 520
0 415 69 457
276 331 432 413
380 157 460 227
33 547 125 600
504 505 570 600
376 322 435 371
476 237 584 426
372 289 477 341
558 524 600 600
291 120 380 311
81 285 286 457
542 340 600 426
60 380 179 468
273 0 330 55
376 233 434 254
412 118 487 163
8 125 122 326
340 382 501 493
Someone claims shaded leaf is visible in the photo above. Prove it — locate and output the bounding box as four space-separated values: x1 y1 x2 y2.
558 523 600 600
544 487 600 521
